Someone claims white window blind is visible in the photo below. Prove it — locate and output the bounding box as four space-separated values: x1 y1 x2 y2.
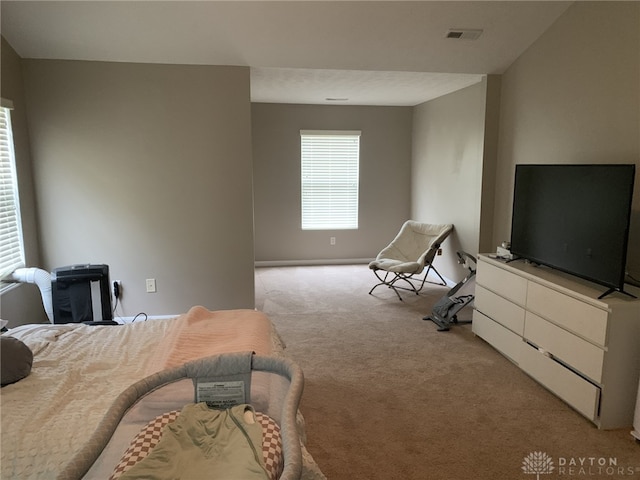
301 130 360 230
0 104 25 279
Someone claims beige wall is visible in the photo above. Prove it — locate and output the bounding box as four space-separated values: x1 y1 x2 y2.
412 78 497 281
252 103 412 263
493 1 640 278
0 38 47 326
20 59 255 317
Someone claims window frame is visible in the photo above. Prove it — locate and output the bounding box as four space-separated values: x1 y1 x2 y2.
300 130 361 231
0 99 26 285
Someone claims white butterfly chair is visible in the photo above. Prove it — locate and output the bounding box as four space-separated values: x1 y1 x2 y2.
368 221 454 301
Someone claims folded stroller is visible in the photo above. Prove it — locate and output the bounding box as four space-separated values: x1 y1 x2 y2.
423 251 477 331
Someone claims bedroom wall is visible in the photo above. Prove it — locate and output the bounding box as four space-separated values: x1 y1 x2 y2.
252 103 412 264
0 38 48 326
411 78 499 283
20 59 255 317
493 1 640 279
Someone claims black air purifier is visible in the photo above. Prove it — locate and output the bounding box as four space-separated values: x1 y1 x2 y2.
51 264 113 324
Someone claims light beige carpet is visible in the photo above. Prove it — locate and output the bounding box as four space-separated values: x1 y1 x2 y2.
255 264 640 480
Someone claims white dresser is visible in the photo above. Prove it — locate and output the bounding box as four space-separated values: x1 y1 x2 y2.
472 254 640 429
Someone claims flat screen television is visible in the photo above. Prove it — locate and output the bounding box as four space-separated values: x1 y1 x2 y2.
510 164 636 298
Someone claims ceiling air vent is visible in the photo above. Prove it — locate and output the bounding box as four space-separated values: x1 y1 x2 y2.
446 29 483 40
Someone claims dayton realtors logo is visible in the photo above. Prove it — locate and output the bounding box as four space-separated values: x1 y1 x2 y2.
522 452 555 479
522 452 640 478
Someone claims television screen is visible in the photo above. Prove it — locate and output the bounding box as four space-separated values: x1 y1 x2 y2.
510 164 635 294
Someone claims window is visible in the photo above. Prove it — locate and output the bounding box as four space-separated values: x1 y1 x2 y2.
0 101 25 280
300 130 360 230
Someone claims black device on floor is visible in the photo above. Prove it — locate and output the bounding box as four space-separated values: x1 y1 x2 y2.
51 264 113 324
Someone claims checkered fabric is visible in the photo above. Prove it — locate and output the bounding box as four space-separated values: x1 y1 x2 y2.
256 412 283 479
109 409 283 480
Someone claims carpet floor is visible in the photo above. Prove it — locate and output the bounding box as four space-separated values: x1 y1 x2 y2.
255 264 640 480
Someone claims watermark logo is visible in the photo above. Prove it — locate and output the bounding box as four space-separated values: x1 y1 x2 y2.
521 452 640 477
523 451 555 480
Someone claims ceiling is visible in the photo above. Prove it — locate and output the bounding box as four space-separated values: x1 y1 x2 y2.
0 1 572 106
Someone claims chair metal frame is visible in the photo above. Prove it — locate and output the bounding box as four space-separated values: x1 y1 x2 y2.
369 263 448 301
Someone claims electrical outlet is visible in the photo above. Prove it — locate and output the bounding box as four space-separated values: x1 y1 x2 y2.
330 237 336 245
437 248 443 256
113 280 121 299
146 278 157 293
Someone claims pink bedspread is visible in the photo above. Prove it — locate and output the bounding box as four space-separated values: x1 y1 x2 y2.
146 306 275 374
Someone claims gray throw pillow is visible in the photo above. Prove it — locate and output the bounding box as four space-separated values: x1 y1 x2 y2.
1 336 34 386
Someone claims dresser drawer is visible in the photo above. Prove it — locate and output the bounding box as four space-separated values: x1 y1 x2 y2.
524 312 604 383
526 282 609 346
477 261 527 305
520 342 600 422
475 285 525 335
473 311 522 363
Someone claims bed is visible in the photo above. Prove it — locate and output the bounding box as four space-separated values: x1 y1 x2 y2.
0 306 326 480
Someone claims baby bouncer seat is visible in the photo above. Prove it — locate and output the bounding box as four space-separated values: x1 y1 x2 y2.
423 251 477 331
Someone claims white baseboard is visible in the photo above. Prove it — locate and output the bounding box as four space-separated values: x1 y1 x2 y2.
255 258 373 268
114 313 178 324
255 259 456 288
